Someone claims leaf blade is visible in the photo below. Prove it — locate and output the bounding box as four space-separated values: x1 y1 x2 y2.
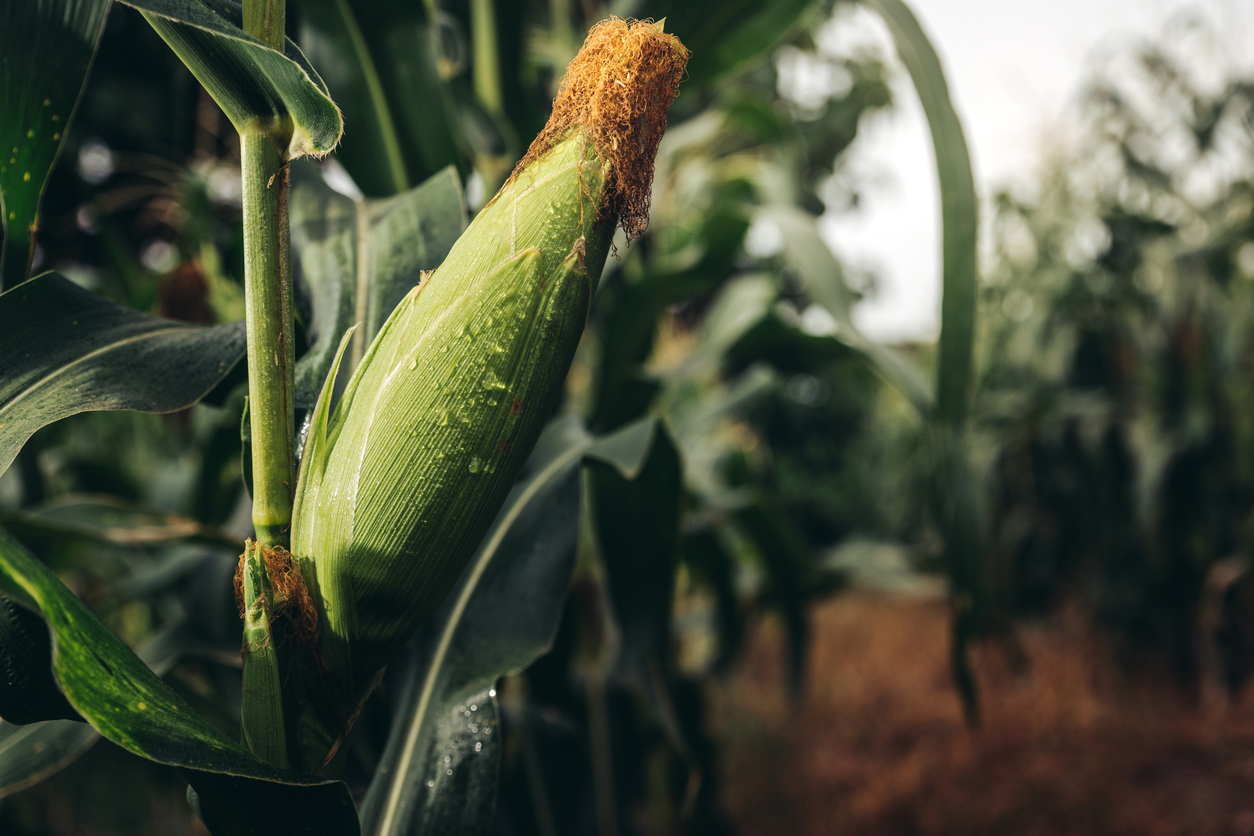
862 0 986 721
0 273 246 476
0 719 98 799
0 525 360 834
0 0 111 289
861 0 978 430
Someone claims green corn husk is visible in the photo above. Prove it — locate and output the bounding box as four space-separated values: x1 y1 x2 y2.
238 540 288 768
288 17 687 772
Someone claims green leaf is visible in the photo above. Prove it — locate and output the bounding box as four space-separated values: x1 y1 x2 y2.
588 279 665 433
631 0 814 86
589 203 751 433
296 0 466 195
0 617 207 796
0 525 360 835
932 432 986 723
668 365 775 501
290 163 466 409
861 0 978 430
725 311 859 374
119 0 343 158
862 0 985 721
360 415 657 836
0 273 245 477
0 719 98 798
0 0 110 289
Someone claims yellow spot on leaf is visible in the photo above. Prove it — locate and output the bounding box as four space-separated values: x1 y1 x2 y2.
23 172 30 182
52 133 60 141
43 98 50 106
137 702 147 710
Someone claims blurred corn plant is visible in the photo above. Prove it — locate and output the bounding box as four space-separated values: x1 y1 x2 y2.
976 22 1254 691
0 0 984 834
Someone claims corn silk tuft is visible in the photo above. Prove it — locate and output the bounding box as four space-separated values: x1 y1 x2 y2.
506 17 689 242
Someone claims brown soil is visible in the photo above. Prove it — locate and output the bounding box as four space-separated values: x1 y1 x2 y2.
717 593 1254 836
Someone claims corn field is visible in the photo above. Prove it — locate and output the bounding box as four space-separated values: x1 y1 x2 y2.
1 0 1254 834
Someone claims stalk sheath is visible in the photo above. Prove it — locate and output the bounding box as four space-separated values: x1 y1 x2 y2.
235 0 296 770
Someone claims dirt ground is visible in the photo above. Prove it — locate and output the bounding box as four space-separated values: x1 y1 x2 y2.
716 593 1254 836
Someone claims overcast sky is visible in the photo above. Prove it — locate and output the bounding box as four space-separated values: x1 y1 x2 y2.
820 0 1254 342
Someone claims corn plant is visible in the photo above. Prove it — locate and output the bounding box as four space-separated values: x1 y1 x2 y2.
0 0 985 832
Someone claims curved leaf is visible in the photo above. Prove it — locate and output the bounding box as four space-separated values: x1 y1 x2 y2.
0 614 241 797
0 526 360 835
862 0 986 721
360 415 657 836
0 273 245 476
0 0 110 290
861 0 978 430
120 0 343 158
290 163 465 408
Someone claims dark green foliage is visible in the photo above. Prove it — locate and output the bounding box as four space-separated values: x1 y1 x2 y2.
0 526 360 835
295 0 467 194
0 0 110 290
0 273 245 475
360 417 657 836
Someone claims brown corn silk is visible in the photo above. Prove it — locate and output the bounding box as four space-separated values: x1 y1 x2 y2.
508 17 689 242
234 543 320 650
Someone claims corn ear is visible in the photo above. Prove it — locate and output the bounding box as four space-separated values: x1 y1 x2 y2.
292 141 609 689
287 17 687 771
